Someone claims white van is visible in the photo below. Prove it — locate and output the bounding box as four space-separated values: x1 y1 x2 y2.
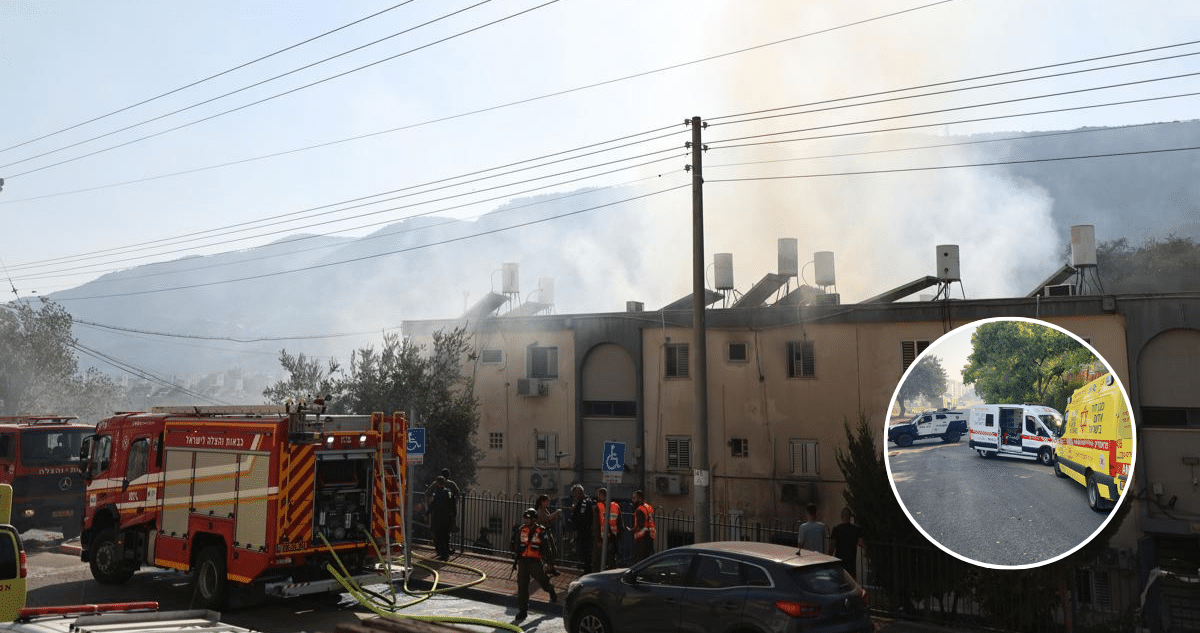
967 404 1063 466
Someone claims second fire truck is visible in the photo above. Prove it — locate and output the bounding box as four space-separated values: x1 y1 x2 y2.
77 403 407 608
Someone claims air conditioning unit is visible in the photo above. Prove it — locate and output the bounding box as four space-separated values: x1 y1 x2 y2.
1045 284 1076 296
530 471 556 491
516 378 548 396
781 481 815 504
654 474 684 495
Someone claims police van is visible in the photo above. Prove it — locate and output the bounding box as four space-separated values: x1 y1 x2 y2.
967 404 1063 465
1056 374 1133 512
887 409 968 447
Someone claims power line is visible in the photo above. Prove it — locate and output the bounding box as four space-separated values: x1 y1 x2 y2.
12 142 687 282
707 39 1200 126
53 182 690 302
0 0 945 183
73 317 398 343
27 165 679 288
70 341 227 405
0 1 419 155
2 0 562 179
706 145 1200 183
709 90 1200 152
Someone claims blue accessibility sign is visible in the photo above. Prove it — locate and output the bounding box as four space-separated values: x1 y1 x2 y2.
408 428 426 455
602 441 625 472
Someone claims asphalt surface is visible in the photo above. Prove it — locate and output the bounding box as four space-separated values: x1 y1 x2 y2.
38 533 974 633
887 439 1111 566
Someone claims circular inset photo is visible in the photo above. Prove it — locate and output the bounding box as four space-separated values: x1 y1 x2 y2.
884 317 1136 569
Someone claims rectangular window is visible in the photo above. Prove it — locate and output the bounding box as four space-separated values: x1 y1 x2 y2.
536 432 557 464
790 439 819 477
786 340 816 378
666 343 690 378
730 437 749 458
727 342 749 363
488 432 504 450
480 349 503 364
985 413 994 427
901 340 932 371
667 436 692 470
529 346 558 379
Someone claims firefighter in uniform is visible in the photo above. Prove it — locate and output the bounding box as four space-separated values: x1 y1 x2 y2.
631 489 657 563
592 487 621 572
511 508 557 621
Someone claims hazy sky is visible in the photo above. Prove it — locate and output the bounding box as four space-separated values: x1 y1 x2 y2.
3 0 1199 301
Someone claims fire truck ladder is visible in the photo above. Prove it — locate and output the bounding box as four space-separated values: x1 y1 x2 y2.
373 412 407 573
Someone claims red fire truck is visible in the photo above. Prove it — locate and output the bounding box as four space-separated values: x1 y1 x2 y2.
78 403 406 609
0 416 93 538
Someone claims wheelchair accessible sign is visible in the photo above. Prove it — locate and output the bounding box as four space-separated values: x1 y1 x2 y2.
602 441 625 484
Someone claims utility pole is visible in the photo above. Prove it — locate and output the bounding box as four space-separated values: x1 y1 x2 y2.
689 116 711 543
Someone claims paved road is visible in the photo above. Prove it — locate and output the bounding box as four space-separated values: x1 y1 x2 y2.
887 441 1111 567
21 536 567 633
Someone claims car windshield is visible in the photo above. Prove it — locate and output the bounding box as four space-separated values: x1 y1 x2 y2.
1039 414 1063 438
788 562 857 596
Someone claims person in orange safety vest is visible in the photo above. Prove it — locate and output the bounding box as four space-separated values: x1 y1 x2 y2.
631 489 657 562
510 508 556 621
592 487 622 572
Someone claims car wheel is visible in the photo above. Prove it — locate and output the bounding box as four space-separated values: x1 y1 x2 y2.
193 545 230 610
88 527 134 585
942 432 960 443
977 449 992 459
573 606 612 633
1054 461 1067 478
1038 447 1054 466
895 434 913 447
1086 474 1111 513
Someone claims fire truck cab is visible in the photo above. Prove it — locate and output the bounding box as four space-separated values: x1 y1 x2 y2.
77 403 406 609
0 416 92 538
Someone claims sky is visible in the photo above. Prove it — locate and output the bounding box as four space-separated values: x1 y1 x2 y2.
3 0 1200 306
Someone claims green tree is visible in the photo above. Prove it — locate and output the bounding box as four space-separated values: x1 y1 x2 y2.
836 414 971 617
268 327 482 489
261 350 341 406
0 299 121 417
896 355 948 417
962 321 1096 413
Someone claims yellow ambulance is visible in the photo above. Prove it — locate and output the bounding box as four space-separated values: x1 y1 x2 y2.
1056 374 1134 512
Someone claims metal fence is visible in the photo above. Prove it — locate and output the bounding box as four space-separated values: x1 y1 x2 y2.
415 491 1150 632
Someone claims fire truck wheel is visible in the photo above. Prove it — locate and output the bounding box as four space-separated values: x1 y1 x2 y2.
89 528 134 585
193 545 230 610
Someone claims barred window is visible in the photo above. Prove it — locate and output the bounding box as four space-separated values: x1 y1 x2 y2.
666 343 689 378
787 340 816 378
901 340 932 371
488 432 504 450
667 435 692 470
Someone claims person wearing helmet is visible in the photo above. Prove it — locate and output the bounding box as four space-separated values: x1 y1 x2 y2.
510 507 557 621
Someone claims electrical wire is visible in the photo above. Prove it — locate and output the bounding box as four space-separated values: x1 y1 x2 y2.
53 182 690 302
707 71 1200 148
709 89 1200 152
706 145 1200 183
1 0 563 179
13 147 687 285
5 123 685 271
69 341 226 405
0 0 947 184
72 317 399 343
706 39 1200 126
0 1 419 156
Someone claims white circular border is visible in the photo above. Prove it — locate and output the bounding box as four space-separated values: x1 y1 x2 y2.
883 316 1139 570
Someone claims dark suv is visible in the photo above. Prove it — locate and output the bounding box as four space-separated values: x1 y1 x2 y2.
565 541 871 633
